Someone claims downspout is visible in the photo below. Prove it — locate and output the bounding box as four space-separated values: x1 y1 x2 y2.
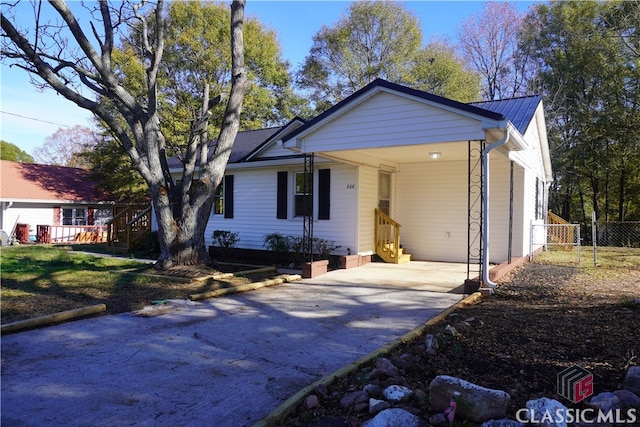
482 127 510 289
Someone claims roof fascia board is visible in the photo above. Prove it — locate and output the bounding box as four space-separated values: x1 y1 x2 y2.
535 102 553 181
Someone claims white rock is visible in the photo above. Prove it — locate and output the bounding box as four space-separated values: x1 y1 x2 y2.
362 408 422 427
383 385 413 403
525 397 568 427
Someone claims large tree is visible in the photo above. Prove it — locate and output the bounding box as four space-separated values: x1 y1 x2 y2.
85 1 307 206
1 0 248 267
297 0 422 111
457 1 533 100
521 0 640 222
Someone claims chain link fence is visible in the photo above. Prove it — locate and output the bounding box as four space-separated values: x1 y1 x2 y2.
595 221 640 247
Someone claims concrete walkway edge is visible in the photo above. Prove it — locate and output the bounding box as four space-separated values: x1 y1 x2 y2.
252 291 485 427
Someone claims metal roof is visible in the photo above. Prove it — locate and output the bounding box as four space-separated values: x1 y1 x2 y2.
0 160 113 203
470 95 542 135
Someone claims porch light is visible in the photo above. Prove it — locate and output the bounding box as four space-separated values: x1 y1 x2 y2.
428 152 441 160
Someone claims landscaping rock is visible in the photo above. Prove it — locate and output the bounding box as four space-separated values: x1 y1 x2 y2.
369 398 390 414
587 391 620 412
613 390 640 409
339 390 367 410
429 375 511 423
305 394 320 409
383 385 413 403
361 408 423 427
425 334 439 355
525 397 569 427
376 357 400 378
624 366 640 395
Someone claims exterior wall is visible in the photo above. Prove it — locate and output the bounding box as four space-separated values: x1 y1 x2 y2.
356 165 379 255
394 153 533 264
487 155 515 263
396 160 470 262
1 203 54 238
205 162 358 256
298 91 486 152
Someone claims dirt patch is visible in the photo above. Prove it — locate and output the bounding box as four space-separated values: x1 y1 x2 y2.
281 255 640 426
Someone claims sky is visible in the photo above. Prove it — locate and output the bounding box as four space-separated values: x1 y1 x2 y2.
0 1 537 158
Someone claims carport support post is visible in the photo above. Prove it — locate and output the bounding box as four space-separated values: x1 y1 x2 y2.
482 127 509 289
303 153 314 263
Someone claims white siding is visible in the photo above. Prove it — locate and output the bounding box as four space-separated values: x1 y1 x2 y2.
300 92 486 152
357 165 379 254
396 161 469 262
487 156 514 263
205 163 358 256
2 203 54 237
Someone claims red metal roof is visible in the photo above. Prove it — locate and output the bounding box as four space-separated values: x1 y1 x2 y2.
0 160 113 203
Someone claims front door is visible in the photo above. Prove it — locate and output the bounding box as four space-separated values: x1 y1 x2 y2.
378 171 391 216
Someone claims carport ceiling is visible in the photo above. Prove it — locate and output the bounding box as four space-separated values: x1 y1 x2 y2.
322 142 477 165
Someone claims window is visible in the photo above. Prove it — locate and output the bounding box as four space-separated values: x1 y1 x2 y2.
535 178 545 220
214 181 224 215
213 176 234 218
276 170 330 220
62 208 87 225
294 172 311 217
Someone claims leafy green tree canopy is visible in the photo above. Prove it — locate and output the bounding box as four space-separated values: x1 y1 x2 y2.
118 0 308 149
521 0 640 222
297 0 423 111
408 39 482 103
0 140 34 163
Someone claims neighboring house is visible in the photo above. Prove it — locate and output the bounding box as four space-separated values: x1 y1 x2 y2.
0 160 115 242
168 79 552 281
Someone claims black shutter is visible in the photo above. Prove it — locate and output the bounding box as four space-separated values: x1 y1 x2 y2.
224 175 234 219
277 171 288 219
318 169 330 220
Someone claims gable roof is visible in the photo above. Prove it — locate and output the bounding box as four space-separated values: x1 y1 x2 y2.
282 78 507 143
0 160 113 203
470 95 542 135
166 126 283 170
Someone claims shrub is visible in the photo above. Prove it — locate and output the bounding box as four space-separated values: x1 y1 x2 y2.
263 232 290 265
212 230 240 248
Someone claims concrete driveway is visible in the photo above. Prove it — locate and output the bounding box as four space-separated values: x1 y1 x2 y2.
1 262 465 427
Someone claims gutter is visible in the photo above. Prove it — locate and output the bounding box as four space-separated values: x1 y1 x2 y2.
482 125 510 289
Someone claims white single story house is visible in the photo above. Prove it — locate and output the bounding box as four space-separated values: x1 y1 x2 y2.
168 79 552 283
0 160 116 243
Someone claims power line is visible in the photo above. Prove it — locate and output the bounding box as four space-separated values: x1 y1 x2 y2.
0 110 70 128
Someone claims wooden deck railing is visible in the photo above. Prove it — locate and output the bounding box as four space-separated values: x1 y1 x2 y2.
374 208 401 263
547 210 575 247
106 204 152 249
37 225 108 244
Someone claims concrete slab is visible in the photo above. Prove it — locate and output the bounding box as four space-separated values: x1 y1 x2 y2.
1 263 464 427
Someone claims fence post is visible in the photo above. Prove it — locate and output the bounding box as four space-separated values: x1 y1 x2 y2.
591 211 597 267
